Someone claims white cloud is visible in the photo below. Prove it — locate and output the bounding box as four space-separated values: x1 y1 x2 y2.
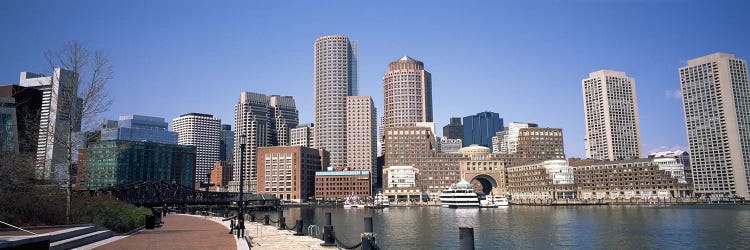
648 145 688 154
665 89 682 100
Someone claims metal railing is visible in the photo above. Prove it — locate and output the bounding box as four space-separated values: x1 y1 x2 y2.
0 220 37 235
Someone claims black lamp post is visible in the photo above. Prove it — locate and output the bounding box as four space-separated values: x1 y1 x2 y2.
236 134 247 238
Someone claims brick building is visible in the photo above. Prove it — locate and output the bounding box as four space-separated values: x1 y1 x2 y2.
570 158 693 199
209 161 232 191
506 159 577 199
314 170 371 200
257 146 328 202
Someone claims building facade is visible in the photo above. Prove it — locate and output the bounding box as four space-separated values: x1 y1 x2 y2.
172 113 221 185
315 170 371 200
346 96 377 174
680 53 750 199
257 146 328 202
515 127 566 164
291 123 315 148
506 160 577 200
458 145 507 196
0 85 42 154
314 35 358 170
571 158 693 199
582 70 643 161
220 124 234 162
500 122 538 153
442 117 463 140
209 161 232 192
382 56 433 130
19 68 80 180
463 111 503 147
76 140 196 190
101 115 178 144
438 137 462 153
382 165 422 202
269 95 299 146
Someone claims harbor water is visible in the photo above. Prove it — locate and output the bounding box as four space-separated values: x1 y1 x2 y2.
257 205 750 249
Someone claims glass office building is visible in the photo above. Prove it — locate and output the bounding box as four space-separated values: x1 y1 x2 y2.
100 115 178 144
463 112 504 147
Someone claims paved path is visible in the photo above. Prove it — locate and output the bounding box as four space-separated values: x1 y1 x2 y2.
203 215 332 250
97 214 235 250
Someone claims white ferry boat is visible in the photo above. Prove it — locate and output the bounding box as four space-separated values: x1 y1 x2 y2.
343 194 364 208
370 192 390 208
480 196 510 207
439 181 480 208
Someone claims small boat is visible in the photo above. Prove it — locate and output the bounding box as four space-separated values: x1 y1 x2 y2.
343 194 364 208
480 195 510 207
439 181 480 208
367 192 390 209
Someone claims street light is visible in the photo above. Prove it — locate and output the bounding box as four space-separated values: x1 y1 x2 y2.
236 134 247 238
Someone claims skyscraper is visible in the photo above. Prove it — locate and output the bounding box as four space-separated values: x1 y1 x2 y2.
442 117 463 140
346 96 377 174
232 92 299 192
101 115 178 144
463 111 503 147
382 56 433 129
172 113 221 185
291 123 315 148
19 68 80 180
680 53 750 199
314 35 358 169
582 70 642 161
220 124 234 162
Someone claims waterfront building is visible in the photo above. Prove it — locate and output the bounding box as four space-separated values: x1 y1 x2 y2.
438 137 462 153
501 122 538 153
0 85 42 153
382 56 433 129
209 161 232 192
346 96 377 175
506 159 577 200
442 117 463 140
680 53 750 199
100 115 178 144
515 127 566 164
570 158 693 199
383 126 468 198
257 146 328 202
463 111 503 147
582 70 643 161
649 150 691 182
19 68 80 180
458 145 507 196
76 140 196 190
231 92 299 192
382 165 422 202
491 131 506 153
315 170 371 200
172 113 221 185
220 124 234 162
314 35 358 170
291 123 315 148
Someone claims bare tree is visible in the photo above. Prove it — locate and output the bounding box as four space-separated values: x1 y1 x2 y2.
45 41 113 224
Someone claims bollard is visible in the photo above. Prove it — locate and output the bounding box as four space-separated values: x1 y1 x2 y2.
459 227 475 250
278 217 286 230
250 213 256 222
264 214 270 225
362 217 375 250
229 219 235 234
294 219 305 236
320 212 336 246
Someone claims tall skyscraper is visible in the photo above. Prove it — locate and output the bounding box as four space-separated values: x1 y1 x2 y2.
268 95 299 146
291 123 314 148
172 113 221 185
314 35 358 169
19 68 80 180
680 53 750 199
582 70 642 161
220 124 234 162
346 96 377 174
232 92 299 192
382 56 433 129
463 111 503 147
443 117 463 140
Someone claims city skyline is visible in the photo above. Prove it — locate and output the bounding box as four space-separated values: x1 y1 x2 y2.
2 1 750 158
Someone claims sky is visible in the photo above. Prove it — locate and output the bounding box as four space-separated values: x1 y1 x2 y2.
1 0 749 158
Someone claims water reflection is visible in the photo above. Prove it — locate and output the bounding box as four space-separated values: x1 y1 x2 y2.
254 206 750 249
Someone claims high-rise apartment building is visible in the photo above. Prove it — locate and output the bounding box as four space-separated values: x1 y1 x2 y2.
346 96 377 174
232 92 299 192
172 113 221 185
220 124 234 162
680 53 750 199
20 68 80 180
291 123 315 148
463 111 503 147
269 95 299 146
443 117 463 140
314 35 358 169
582 70 642 161
382 56 433 130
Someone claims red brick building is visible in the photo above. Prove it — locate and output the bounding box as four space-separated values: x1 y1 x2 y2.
315 170 371 200
257 146 329 202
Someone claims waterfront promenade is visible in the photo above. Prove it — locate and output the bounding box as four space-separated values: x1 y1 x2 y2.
201 215 331 250
97 214 235 250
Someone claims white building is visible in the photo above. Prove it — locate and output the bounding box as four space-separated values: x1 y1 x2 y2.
543 160 575 185
502 122 538 153
582 70 643 161
491 131 506 153
346 96 377 174
680 53 750 199
648 150 690 170
314 35 358 169
438 137 462 153
653 158 688 184
384 165 418 188
290 123 314 148
19 68 80 181
172 113 221 185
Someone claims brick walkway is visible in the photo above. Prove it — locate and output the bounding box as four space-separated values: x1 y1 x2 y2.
98 214 236 250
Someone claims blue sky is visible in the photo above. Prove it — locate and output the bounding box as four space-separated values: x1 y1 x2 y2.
1 0 749 158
